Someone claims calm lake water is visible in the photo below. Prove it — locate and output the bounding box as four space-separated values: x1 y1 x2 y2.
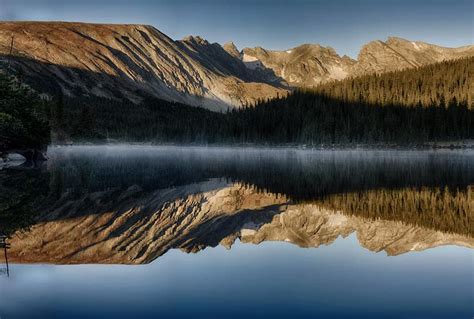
0 146 473 319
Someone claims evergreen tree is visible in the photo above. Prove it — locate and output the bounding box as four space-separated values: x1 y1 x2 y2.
0 67 50 156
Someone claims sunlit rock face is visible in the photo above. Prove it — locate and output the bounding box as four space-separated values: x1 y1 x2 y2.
0 22 286 111
353 37 474 75
241 45 356 86
8 182 473 265
222 41 241 59
241 38 473 87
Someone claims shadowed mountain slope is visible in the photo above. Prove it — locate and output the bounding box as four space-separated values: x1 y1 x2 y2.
0 22 285 111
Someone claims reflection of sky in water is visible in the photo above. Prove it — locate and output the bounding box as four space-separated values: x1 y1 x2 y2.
1 235 472 319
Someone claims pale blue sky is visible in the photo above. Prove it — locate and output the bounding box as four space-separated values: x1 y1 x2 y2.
0 0 472 57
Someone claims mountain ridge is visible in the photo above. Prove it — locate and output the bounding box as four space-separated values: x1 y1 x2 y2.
239 36 474 87
0 21 472 111
0 21 286 111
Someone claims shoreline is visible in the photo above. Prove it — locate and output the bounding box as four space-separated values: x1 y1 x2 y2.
3 141 473 166
49 140 474 151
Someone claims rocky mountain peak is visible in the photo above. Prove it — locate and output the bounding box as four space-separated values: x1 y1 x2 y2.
354 36 474 75
241 42 356 86
223 41 241 58
182 35 210 45
386 36 411 44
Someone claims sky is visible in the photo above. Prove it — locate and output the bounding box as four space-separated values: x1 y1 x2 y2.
0 0 472 58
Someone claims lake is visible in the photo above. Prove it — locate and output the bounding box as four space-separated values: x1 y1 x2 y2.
0 146 473 318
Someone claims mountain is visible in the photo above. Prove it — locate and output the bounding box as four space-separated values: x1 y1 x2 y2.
0 21 472 111
354 36 474 75
0 22 285 112
242 44 356 86
240 37 474 87
8 182 473 264
223 41 241 58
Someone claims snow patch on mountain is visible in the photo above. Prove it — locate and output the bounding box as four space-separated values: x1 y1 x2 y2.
242 53 259 62
412 42 421 51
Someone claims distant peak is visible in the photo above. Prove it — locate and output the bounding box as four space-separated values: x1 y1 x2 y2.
224 41 236 47
326 46 337 55
387 36 408 41
223 41 240 57
342 54 356 62
386 36 411 45
182 35 209 45
300 43 322 48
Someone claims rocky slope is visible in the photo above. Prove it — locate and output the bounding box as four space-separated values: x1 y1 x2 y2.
0 22 285 111
240 37 474 87
8 182 473 264
223 41 241 59
242 44 356 86
353 36 474 75
0 22 472 110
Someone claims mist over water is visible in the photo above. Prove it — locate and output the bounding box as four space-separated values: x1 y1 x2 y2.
46 145 474 195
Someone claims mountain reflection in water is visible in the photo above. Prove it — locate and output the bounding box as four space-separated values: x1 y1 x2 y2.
1 146 473 264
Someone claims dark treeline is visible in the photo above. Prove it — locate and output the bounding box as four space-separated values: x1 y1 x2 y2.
314 57 473 109
225 92 472 144
57 58 474 145
60 96 224 143
60 92 474 145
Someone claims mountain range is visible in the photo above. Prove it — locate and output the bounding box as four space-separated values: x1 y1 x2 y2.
0 21 473 111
